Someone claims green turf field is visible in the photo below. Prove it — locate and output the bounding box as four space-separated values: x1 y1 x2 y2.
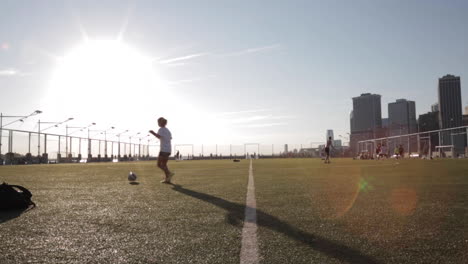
1 158 468 263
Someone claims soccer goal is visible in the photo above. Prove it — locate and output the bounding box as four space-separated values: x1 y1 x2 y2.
435 145 454 158
174 144 194 160
244 143 260 159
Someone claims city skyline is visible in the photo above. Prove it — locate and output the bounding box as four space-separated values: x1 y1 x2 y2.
1 1 468 145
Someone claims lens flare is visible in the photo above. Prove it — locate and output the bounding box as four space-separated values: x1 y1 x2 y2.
311 166 362 219
390 188 418 216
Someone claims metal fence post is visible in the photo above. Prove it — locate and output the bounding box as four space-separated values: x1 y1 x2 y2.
28 132 31 153
8 130 13 153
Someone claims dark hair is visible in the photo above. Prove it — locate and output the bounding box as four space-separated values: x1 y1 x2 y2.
158 117 167 126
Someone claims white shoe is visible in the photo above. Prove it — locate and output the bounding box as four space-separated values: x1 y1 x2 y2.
168 172 175 182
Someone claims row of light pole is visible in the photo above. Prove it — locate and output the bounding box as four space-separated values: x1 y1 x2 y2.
0 110 156 161
0 110 43 159
37 117 74 156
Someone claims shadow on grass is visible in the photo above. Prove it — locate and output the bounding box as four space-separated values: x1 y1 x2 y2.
0 205 35 224
172 184 380 264
129 182 140 185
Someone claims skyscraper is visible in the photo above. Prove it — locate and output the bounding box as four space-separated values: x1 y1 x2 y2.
439 75 462 129
388 99 417 136
418 111 440 152
351 93 382 133
438 74 464 153
350 93 382 154
326 129 334 141
350 110 355 133
382 118 389 128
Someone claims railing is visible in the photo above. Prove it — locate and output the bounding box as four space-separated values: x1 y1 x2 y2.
0 128 160 164
0 128 345 164
356 126 468 158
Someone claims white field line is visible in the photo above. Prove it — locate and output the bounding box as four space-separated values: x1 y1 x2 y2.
240 159 260 264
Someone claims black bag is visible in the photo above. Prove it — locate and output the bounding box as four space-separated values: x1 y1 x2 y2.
0 182 35 210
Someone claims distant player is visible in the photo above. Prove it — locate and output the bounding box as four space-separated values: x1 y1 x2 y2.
375 143 381 159
149 117 175 183
324 136 333 164
380 143 388 159
398 145 404 159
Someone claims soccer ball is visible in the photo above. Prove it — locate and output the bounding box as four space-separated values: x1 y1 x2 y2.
128 171 137 181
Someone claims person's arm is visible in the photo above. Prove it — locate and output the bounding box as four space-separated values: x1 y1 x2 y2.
149 130 160 139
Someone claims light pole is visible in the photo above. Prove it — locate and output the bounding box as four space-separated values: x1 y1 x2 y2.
100 127 115 158
66 123 95 157
116 130 129 158
138 134 150 158
84 123 97 159
38 117 73 157
339 135 350 156
0 110 42 160
128 132 141 157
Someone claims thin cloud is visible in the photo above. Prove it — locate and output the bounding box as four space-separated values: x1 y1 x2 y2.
231 115 294 124
0 69 31 77
0 69 18 76
231 115 274 124
166 75 216 86
159 53 208 64
164 62 187 68
216 109 271 117
166 78 202 86
220 44 281 57
240 122 288 128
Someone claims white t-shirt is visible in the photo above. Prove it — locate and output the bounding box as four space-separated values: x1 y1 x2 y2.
158 127 172 153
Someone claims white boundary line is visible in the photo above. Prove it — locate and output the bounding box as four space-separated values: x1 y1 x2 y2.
240 159 259 264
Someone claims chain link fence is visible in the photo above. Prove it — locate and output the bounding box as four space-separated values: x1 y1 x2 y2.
0 128 348 164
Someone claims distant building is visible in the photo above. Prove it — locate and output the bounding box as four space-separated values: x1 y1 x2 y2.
418 111 440 152
350 111 355 133
284 144 288 153
351 93 382 133
431 103 439 112
326 129 334 141
419 111 440 132
464 106 468 115
350 93 382 154
438 74 465 154
388 99 417 136
333 139 342 147
439 75 463 129
382 118 389 128
463 115 468 126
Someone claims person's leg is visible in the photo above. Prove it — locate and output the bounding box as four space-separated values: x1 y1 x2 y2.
157 153 171 181
158 157 170 177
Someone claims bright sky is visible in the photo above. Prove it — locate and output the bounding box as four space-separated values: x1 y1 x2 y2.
1 0 468 146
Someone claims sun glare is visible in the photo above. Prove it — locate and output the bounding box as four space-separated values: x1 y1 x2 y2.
47 40 165 117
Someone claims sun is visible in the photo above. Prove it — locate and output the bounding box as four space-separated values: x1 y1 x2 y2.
46 39 167 121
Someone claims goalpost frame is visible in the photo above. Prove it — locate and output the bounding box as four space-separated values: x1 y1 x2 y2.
357 125 468 158
244 143 260 157
173 144 194 157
